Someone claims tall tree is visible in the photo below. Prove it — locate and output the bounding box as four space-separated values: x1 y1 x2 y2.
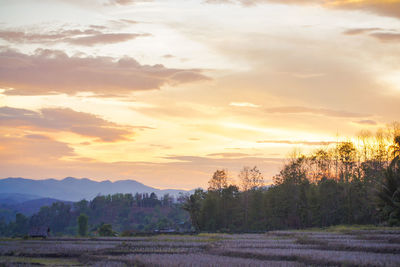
208 169 228 191
239 166 264 228
182 189 205 231
239 166 264 191
78 213 88 236
338 141 356 182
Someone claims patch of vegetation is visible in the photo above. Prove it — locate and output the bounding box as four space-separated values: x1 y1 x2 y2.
295 236 327 246
0 256 81 266
325 224 400 233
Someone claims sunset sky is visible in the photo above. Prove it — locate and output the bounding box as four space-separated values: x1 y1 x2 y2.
0 0 399 189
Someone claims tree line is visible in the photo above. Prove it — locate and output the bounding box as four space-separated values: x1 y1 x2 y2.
1 124 399 236
184 126 400 232
0 192 190 237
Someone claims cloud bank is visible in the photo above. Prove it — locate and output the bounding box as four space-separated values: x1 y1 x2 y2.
0 49 210 96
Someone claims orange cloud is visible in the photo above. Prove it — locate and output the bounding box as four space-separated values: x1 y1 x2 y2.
0 49 210 96
0 106 141 142
0 134 75 163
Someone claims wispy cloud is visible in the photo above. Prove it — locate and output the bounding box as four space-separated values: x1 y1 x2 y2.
206 152 259 158
343 27 384 35
64 33 150 45
353 119 378 125
343 27 400 42
370 32 400 42
265 106 369 118
256 140 336 146
0 27 149 46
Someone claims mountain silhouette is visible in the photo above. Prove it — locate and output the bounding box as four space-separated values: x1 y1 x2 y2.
0 177 192 202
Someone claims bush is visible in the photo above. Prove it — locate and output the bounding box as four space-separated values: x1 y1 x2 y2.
98 224 115 236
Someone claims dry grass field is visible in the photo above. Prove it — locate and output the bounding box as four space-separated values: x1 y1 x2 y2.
1 227 400 266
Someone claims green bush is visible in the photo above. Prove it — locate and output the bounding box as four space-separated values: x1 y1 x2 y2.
98 224 114 236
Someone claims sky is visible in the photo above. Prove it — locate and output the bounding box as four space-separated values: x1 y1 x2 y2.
0 0 399 189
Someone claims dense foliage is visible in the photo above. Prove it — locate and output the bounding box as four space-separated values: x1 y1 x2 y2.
184 129 400 231
0 192 190 237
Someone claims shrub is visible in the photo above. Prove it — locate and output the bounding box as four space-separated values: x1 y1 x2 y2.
98 224 115 237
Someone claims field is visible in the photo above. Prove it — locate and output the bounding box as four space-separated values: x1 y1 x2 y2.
1 227 400 266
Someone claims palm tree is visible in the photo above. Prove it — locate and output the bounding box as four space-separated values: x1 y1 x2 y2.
377 137 400 225
392 136 400 162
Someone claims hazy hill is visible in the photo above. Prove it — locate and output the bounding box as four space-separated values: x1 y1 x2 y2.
0 193 42 205
0 194 69 222
0 177 191 202
11 197 72 216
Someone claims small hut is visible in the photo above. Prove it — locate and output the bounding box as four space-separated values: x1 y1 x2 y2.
29 226 50 238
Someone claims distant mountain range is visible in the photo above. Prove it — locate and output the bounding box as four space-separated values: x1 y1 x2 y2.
0 177 192 202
